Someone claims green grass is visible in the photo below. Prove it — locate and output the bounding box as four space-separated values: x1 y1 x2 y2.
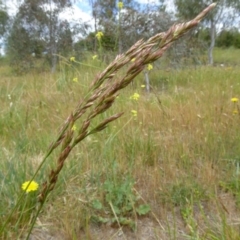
214 47 240 65
1 48 240 239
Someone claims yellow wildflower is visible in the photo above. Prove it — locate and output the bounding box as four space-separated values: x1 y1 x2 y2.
22 181 39 193
92 55 98 60
117 1 124 9
147 64 153 71
73 77 78 83
130 93 140 101
231 97 238 103
131 110 137 117
141 85 145 88
131 58 135 62
233 110 238 115
70 56 75 62
72 124 77 131
96 31 104 41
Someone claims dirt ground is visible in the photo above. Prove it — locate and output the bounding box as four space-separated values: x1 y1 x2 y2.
27 192 240 240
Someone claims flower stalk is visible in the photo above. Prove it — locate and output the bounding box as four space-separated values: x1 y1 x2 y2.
1 3 217 239
38 2 217 204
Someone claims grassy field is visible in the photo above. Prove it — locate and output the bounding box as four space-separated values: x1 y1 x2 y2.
1 47 240 239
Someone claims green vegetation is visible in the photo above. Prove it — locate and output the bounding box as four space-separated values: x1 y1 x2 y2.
1 0 240 238
216 29 240 49
214 47 240 65
1 46 240 239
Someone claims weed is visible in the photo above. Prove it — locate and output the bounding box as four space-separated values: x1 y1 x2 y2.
159 181 207 209
3 4 240 240
90 176 150 230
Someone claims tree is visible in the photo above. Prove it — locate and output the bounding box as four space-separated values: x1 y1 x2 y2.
7 0 78 72
87 0 172 54
119 2 171 48
174 0 239 65
0 0 9 54
216 28 240 48
0 1 8 35
89 0 141 54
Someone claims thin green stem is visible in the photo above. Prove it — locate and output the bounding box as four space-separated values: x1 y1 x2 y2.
0 126 66 234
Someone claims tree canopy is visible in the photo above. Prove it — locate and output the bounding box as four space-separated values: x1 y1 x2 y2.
2 0 240 72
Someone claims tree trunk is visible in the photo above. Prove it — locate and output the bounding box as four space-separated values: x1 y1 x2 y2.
144 71 150 93
49 0 57 73
118 33 123 54
208 18 215 65
94 14 97 52
118 12 123 54
51 44 57 73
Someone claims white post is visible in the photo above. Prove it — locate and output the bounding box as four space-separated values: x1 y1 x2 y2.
144 71 150 93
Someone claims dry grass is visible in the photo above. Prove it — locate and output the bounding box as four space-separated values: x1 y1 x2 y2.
1 4 240 239
1 61 240 239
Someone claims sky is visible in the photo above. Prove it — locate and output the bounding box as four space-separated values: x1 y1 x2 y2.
1 0 174 53
6 0 174 24
65 0 161 20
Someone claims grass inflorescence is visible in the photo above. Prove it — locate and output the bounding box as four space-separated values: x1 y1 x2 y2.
2 3 240 239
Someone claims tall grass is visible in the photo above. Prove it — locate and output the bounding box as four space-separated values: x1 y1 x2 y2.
1 4 240 239
1 56 240 240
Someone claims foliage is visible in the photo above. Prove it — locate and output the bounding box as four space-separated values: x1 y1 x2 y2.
3 4 240 239
86 0 170 54
220 179 240 207
0 6 8 36
216 29 240 48
174 0 240 64
219 158 240 207
159 181 207 208
6 0 85 73
0 5 216 239
91 177 150 229
0 0 9 56
1 46 240 238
